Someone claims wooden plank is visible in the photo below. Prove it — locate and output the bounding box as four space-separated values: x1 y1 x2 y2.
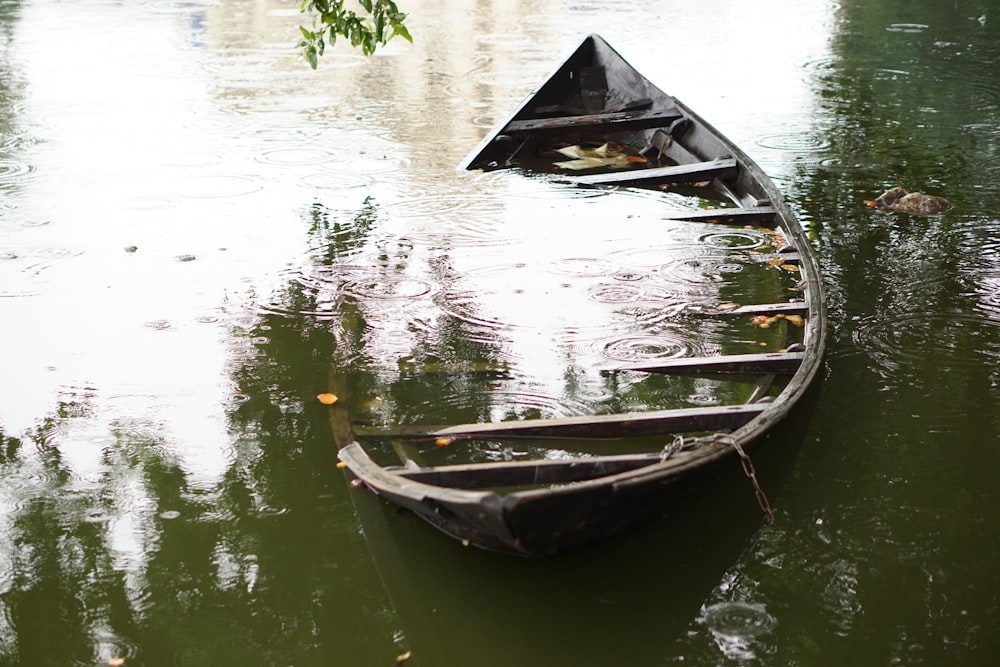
719 302 809 316
566 158 737 186
605 352 805 376
659 206 778 224
353 403 765 441
390 453 665 489
503 108 682 134
534 97 653 117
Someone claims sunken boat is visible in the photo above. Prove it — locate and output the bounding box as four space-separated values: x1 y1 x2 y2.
336 34 826 557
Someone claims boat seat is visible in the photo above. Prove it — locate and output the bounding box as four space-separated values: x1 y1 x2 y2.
503 107 683 134
564 157 737 186
534 97 654 118
603 351 805 376
712 302 810 316
389 454 665 489
352 403 766 441
658 206 778 225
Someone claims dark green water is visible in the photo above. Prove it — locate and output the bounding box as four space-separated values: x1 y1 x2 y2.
1 0 998 665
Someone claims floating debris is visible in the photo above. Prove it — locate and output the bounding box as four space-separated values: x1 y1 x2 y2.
750 313 802 329
553 143 646 170
867 186 951 215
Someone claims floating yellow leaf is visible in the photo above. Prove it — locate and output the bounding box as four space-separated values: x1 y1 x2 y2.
392 650 413 666
750 311 802 329
751 314 783 329
435 436 455 447
336 461 348 469
108 660 126 667
785 314 805 327
767 258 786 267
779 264 801 272
317 393 338 405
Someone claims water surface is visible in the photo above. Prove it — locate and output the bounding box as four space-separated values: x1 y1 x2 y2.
1 0 998 665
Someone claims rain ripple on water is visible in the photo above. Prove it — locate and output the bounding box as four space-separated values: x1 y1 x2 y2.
853 311 1000 375
702 600 777 662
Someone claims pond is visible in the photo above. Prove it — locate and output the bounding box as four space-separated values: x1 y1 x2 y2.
1 0 998 665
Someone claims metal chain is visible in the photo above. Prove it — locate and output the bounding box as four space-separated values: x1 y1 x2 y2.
720 434 775 523
659 434 687 461
659 433 775 523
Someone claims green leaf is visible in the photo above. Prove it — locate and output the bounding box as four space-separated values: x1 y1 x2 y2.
391 21 411 43
298 0 411 64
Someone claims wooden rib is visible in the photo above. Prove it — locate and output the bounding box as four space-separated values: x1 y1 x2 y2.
566 158 737 186
390 453 664 489
503 108 682 134
353 403 765 441
605 352 805 376
746 374 777 404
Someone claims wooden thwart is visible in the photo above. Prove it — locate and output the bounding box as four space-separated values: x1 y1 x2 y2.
503 108 682 134
720 302 810 316
566 158 737 186
660 206 778 224
534 97 654 117
390 453 665 489
605 351 805 375
353 403 766 441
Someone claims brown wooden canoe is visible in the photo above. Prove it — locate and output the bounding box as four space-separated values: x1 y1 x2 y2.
337 34 826 557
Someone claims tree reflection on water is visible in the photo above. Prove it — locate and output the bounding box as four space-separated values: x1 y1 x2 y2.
0 198 406 666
